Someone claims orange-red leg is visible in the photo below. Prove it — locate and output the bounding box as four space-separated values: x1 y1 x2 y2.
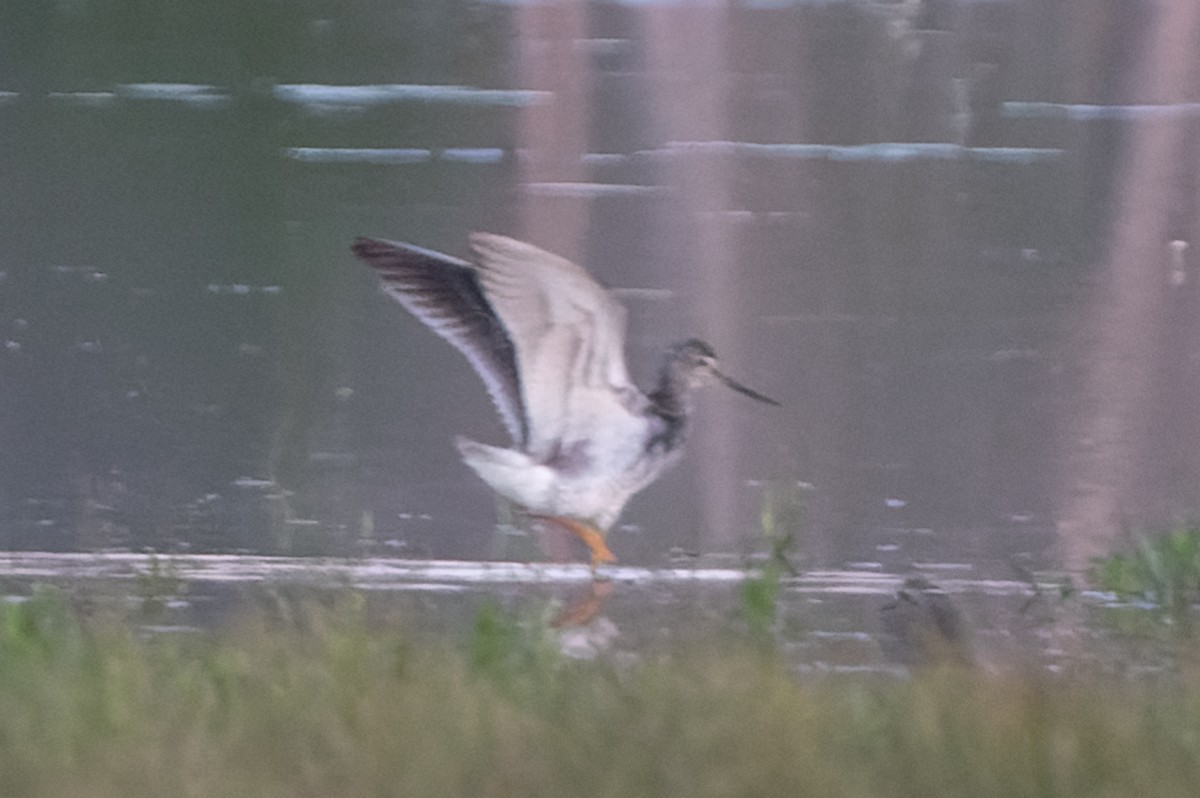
530 514 616 566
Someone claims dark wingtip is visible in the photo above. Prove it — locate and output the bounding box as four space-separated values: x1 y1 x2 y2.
351 236 385 259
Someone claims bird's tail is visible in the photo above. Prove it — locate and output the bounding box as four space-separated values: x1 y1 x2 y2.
454 437 554 511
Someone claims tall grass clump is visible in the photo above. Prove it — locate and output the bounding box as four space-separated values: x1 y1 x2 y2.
1092 524 1200 628
740 481 805 644
2 588 1200 797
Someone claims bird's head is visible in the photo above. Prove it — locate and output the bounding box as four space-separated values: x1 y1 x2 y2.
665 338 779 405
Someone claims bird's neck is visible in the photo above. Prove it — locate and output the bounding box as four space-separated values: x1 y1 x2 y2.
648 370 694 421
645 378 692 455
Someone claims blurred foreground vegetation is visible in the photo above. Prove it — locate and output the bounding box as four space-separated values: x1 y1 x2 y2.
2 588 1199 798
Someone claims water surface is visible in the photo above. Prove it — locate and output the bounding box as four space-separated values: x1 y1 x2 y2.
2 2 1198 593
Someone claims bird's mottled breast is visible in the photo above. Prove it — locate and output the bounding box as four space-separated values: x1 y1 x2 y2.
643 408 688 459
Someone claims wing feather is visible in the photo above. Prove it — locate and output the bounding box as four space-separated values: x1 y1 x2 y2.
351 237 527 447
467 233 633 456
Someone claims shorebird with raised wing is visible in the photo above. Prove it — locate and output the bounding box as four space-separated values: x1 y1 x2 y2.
352 233 778 565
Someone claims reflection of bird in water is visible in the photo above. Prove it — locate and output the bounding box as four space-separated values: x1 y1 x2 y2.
552 579 615 629
352 234 778 565
879 577 973 668
555 579 620 659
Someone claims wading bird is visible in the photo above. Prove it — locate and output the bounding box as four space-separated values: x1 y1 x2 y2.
352 233 778 565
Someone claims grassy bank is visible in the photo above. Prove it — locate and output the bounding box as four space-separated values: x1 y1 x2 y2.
2 590 1199 798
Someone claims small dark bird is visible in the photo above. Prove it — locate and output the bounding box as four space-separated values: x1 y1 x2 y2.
880 577 973 668
351 233 778 564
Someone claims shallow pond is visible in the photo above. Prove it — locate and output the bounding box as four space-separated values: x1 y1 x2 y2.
2 2 1198 674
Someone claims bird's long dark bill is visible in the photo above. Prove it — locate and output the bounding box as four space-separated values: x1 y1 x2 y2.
716 371 780 406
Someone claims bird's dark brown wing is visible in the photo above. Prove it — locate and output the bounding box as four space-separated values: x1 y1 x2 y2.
351 237 527 447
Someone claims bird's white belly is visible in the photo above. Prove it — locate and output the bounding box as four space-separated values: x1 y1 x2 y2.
541 398 677 528
459 389 680 530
